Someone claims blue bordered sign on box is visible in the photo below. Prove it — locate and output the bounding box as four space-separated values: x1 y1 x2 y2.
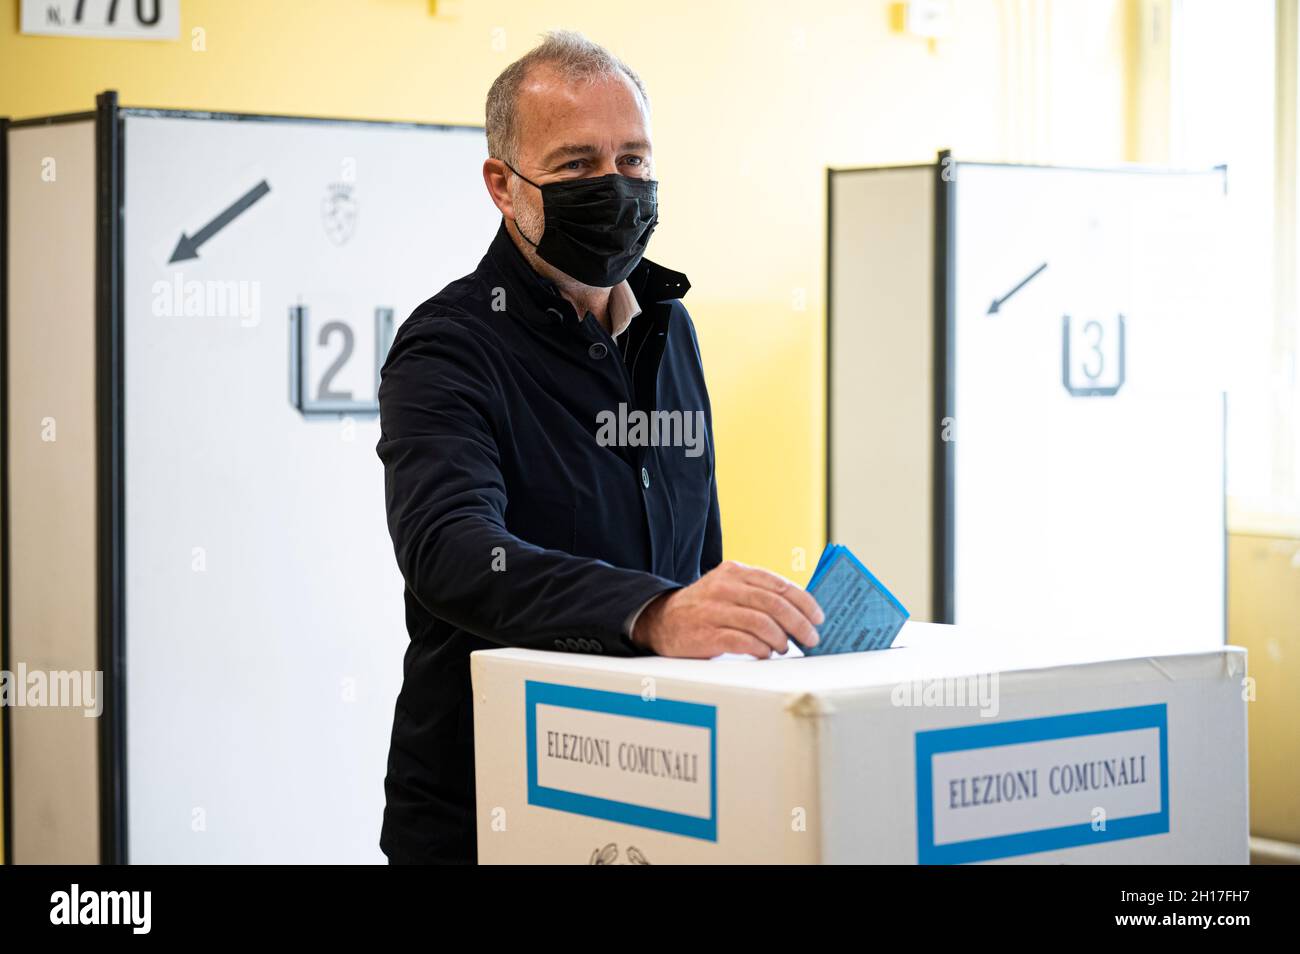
915 703 1169 864
525 680 718 841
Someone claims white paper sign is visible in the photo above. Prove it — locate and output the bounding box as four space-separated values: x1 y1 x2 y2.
916 704 1172 863
930 726 1163 846
22 0 180 40
534 702 712 819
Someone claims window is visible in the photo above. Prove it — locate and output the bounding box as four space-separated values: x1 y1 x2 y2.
1158 0 1298 532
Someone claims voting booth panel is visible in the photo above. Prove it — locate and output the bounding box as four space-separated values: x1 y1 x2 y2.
4 116 101 864
3 96 498 862
828 158 1228 657
121 111 493 864
949 164 1227 656
827 165 936 622
473 626 1249 864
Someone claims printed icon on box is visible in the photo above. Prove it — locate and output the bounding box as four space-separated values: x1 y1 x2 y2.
588 842 652 865
321 183 358 246
1062 313 1125 397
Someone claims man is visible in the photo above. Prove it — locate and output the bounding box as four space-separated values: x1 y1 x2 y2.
376 30 823 865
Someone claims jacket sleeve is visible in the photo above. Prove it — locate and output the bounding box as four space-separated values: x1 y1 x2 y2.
683 304 723 576
701 468 723 575
376 314 678 655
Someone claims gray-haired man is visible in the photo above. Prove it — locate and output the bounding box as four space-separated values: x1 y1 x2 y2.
377 31 822 864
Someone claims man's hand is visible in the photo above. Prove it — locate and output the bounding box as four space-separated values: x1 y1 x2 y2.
631 561 824 658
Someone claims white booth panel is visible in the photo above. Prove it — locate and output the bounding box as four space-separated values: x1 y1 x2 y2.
951 164 1227 654
121 113 497 862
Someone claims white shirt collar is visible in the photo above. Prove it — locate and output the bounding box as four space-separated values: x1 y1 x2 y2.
608 280 643 337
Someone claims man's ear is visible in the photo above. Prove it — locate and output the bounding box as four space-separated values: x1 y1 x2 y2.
482 158 513 218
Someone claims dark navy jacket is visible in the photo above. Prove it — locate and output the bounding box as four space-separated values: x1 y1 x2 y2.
376 222 721 863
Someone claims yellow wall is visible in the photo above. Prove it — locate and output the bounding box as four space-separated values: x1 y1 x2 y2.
1229 533 1300 843
0 0 1134 577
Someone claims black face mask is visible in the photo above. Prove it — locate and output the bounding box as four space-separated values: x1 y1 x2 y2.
505 162 658 288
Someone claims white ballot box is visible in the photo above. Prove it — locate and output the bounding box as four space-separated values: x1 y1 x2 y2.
471 623 1248 864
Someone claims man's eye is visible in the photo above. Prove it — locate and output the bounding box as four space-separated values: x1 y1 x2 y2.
563 159 586 171
621 156 644 167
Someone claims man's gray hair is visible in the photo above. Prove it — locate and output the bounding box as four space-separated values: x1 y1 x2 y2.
485 30 650 163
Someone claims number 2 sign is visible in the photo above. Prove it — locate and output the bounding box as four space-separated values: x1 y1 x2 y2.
288 305 395 418
1062 313 1125 397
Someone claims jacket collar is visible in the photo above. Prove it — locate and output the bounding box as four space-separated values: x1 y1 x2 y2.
482 221 690 330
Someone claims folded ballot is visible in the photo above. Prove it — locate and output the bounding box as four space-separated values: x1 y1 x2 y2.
798 543 909 655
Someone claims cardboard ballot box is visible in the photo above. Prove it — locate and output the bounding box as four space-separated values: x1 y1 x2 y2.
471 623 1248 864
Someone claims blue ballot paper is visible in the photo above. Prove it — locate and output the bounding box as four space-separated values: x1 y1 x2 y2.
798 543 909 655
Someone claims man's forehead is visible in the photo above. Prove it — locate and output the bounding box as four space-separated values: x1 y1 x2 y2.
514 65 650 158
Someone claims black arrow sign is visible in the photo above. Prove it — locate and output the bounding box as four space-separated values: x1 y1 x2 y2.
987 261 1047 314
169 180 271 263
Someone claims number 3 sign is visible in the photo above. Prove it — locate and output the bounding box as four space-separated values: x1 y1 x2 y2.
1062 313 1126 397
